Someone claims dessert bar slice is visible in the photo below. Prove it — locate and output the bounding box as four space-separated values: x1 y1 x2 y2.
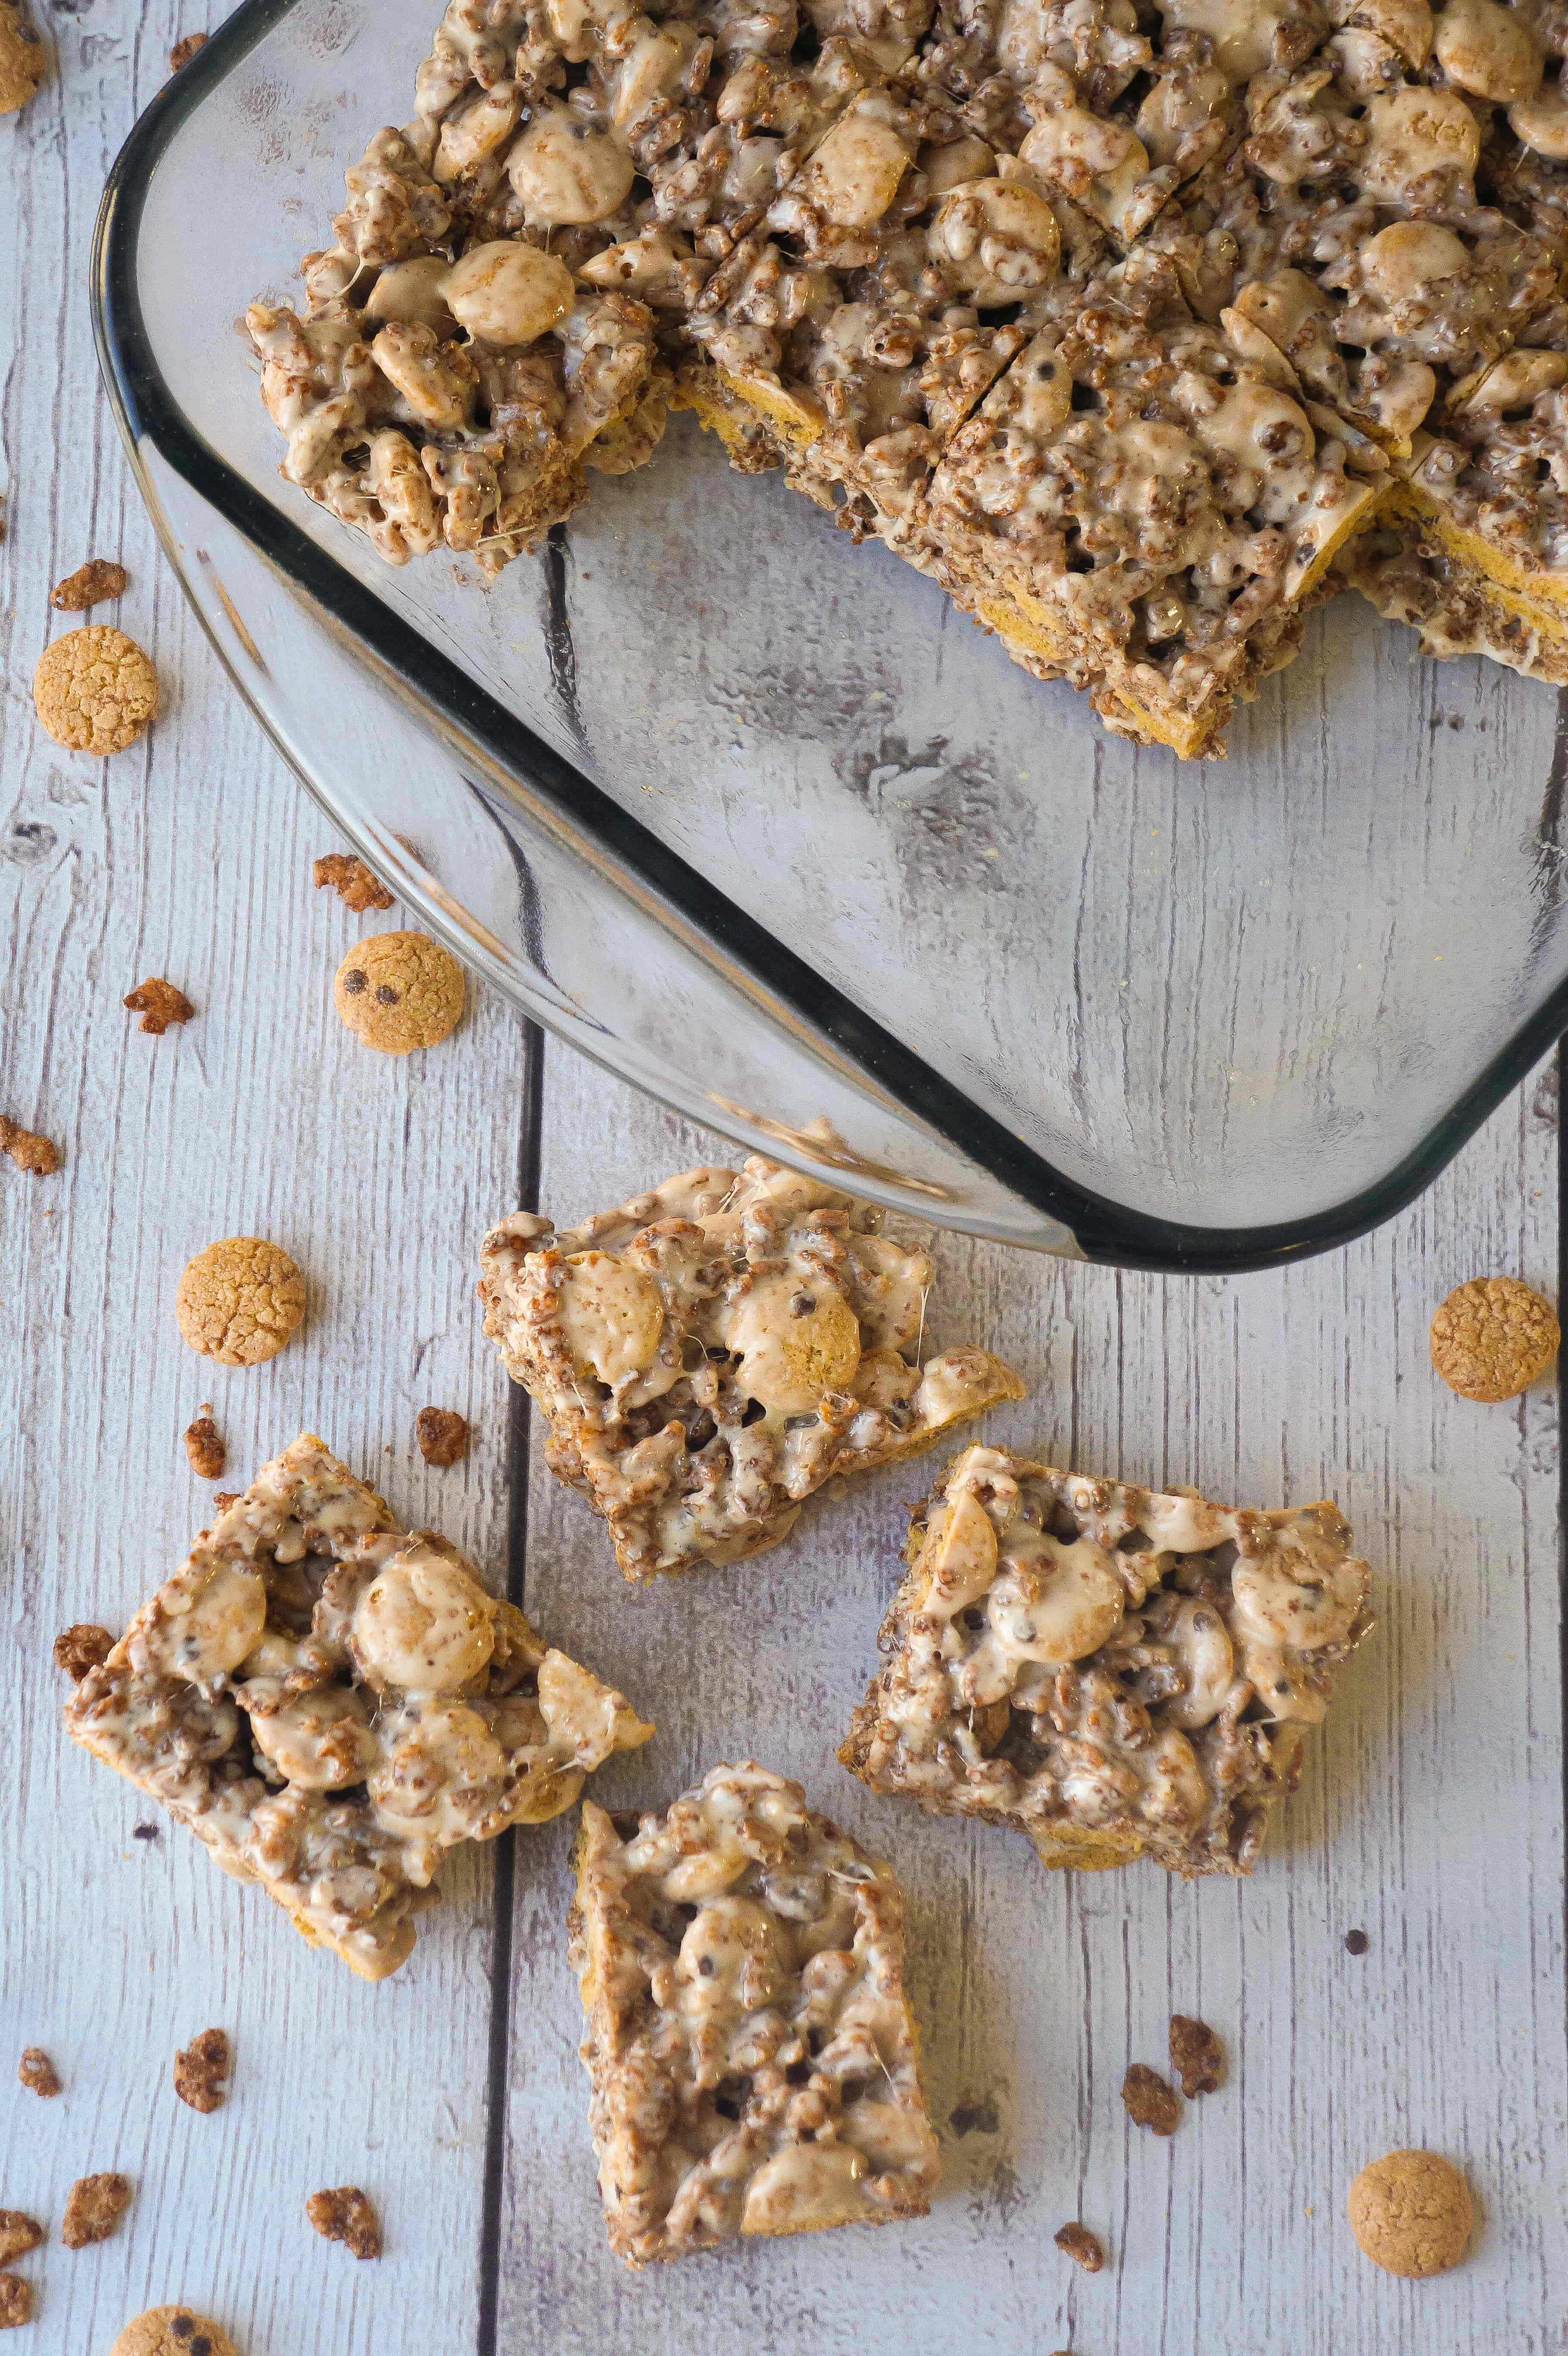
63 1433 652 1979
569 1760 940 2264
838 1441 1372 1877
478 1156 1024 1581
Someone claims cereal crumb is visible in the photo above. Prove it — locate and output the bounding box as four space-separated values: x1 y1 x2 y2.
306 2185 380 2260
168 31 208 70
0 2216 42 2268
416 1406 471 1467
183 1416 225 1479
124 978 195 1036
212 1492 240 1512
0 1 43 113
61 2172 133 2248
54 1624 114 1681
1169 2014 1224 2098
34 625 159 756
176 1236 305 1367
0 2274 31 2330
51 559 128 612
1348 2149 1473 2278
1054 2220 1103 2272
173 2028 230 2115
17 2048 60 2098
1430 1276 1559 1401
313 852 393 913
1121 2063 1180 2136
111 2305 239 2356
0 1115 60 1177
333 932 464 1055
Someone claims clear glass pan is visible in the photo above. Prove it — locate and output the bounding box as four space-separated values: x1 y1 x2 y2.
92 0 1568 1268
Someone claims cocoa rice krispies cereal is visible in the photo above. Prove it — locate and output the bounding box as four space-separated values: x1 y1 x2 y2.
479 1157 1024 1581
839 1443 1372 1878
63 1433 652 1979
61 2172 133 2248
570 1761 940 2265
173 2028 231 2115
306 2185 381 2260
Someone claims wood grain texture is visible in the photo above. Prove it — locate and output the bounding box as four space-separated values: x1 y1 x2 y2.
498 1051 1566 2356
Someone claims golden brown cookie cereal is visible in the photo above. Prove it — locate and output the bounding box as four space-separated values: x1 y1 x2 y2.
0 1 43 114
34 625 159 755
51 559 128 611
1347 2148 1473 2278
1430 1277 1560 1402
110 2306 239 2356
176 1238 306 1368
333 931 464 1054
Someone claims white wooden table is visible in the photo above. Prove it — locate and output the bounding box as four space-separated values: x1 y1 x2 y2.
5 12 1568 2352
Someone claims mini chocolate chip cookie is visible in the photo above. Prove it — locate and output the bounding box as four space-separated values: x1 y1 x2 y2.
34 625 158 754
333 931 464 1054
110 2305 239 2356
176 1237 306 1367
1348 2148 1473 2278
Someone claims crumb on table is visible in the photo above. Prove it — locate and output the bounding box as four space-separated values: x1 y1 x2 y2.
415 1406 470 1467
0 2216 42 2268
183 1416 226 1479
0 1114 60 1176
306 2185 381 2259
61 2172 133 2248
17 2047 60 2098
54 1624 114 1681
1121 2064 1180 2136
51 559 128 611
173 2028 230 2115
1169 2014 1225 2098
0 2274 32 2330
125 978 195 1036
1054 2220 1104 2272
313 852 393 913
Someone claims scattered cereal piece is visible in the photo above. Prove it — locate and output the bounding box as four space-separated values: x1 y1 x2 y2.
124 979 195 1036
0 2274 31 2330
306 2185 380 2260
16 2048 60 2098
1121 2064 1180 2136
33 625 159 756
313 852 393 913
416 1406 470 1467
0 0 43 113
1348 2149 1473 2278
1054 2220 1103 2272
1169 2014 1224 2099
168 31 208 70
183 1416 225 1480
175 1237 305 1367
54 1624 113 1681
51 559 128 612
0 1115 60 1177
333 931 464 1055
61 2172 133 2248
111 2306 239 2356
172 2029 230 2115
1430 1276 1559 1402
0 2217 42 2269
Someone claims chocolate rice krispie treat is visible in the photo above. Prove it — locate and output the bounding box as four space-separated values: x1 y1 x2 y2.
839 1441 1372 1876
64 1433 652 1978
478 1156 1024 1581
569 1760 940 2264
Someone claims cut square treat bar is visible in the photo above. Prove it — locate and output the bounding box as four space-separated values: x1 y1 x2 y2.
839 1442 1372 1877
569 1760 940 2264
478 1156 1025 1581
63 1433 652 1978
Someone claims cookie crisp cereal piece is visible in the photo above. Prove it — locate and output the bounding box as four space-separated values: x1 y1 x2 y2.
51 558 128 611
333 931 464 1054
1347 2149 1473 2278
176 1238 307 1368
33 625 158 754
305 2185 381 2259
569 1760 940 2266
62 2172 133 2247
1429 1276 1560 1401
111 2307 239 2356
0 1114 60 1176
479 1157 1026 1581
839 1443 1373 1878
0 0 42 113
125 978 195 1036
16 2046 60 2096
0 2275 31 2330
313 852 393 913
0 2217 41 2269
63 1432 653 1979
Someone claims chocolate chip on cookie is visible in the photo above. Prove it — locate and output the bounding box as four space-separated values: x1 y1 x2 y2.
1348 2149 1473 2278
333 931 464 1054
176 1238 306 1367
34 625 159 755
110 2305 239 2356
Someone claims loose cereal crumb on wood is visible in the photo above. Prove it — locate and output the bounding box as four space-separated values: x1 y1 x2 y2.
416 1406 471 1467
51 559 128 612
0 2274 31 2329
1053 2220 1104 2272
1121 2064 1180 2136
53 1624 114 1681
305 2186 380 2259
0 1115 60 1177
183 1417 225 1479
61 2172 132 2248
173 2029 230 2115
168 31 207 70
125 978 195 1036
17 2048 60 2098
313 852 393 913
0 2216 42 2268
1169 2014 1225 2098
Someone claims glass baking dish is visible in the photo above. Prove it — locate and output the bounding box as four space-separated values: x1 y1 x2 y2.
92 0 1568 1269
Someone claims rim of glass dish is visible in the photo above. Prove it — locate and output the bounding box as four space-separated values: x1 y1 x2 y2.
92 0 1568 1276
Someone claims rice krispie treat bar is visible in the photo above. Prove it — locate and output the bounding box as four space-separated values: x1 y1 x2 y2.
569 1760 940 2263
478 1156 1025 1581
839 1441 1372 1877
63 1433 653 1978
